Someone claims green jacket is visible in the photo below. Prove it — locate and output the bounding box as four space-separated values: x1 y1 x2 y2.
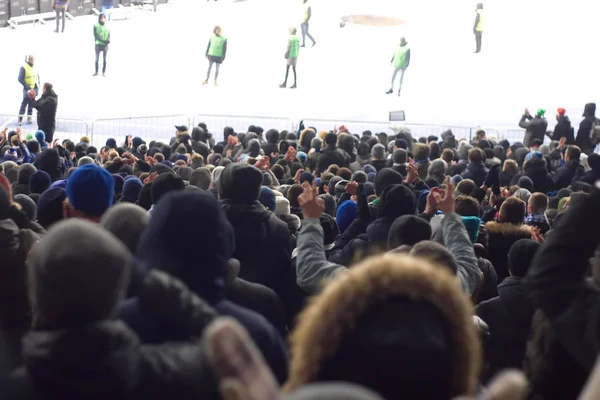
94 23 110 46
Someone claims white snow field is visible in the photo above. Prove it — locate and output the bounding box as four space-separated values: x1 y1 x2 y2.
0 0 598 145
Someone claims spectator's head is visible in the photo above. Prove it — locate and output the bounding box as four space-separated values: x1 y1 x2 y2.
528 192 548 215
14 194 36 221
337 168 352 181
409 241 458 275
351 171 368 184
378 184 416 219
517 176 534 192
287 254 479 399
565 145 581 163
137 190 234 301
101 203 149 253
393 149 408 165
288 184 304 208
78 156 94 167
36 187 66 229
503 159 518 174
64 164 115 221
121 177 143 203
374 169 403 197
17 163 36 185
387 215 432 249
455 179 476 196
150 172 185 205
336 200 357 233
468 148 484 164
259 187 276 211
190 168 212 190
441 148 454 164
513 188 531 204
218 163 263 205
455 195 480 217
325 133 337 147
371 144 386 161
588 153 600 171
28 219 131 328
508 239 540 278
498 197 526 224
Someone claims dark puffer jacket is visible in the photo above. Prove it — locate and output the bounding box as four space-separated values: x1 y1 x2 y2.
476 276 535 382
576 103 597 155
316 145 350 174
0 219 39 381
553 160 585 190
485 222 532 283
3 271 220 400
551 115 575 144
523 157 554 194
461 162 488 187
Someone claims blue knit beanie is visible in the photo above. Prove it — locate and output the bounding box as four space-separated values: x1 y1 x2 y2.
35 130 46 143
336 200 357 233
29 170 52 194
66 164 115 217
122 178 143 203
259 186 276 211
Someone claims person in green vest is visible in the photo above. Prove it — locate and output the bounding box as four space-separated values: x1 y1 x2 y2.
17 55 40 125
474 3 484 53
280 27 300 89
93 14 110 77
300 0 316 47
203 26 227 86
386 37 410 97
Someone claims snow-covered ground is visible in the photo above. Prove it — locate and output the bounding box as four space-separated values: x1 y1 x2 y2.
0 0 598 146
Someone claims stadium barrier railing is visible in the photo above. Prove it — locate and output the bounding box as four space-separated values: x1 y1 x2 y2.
192 114 296 143
301 119 397 136
0 115 89 144
91 115 190 148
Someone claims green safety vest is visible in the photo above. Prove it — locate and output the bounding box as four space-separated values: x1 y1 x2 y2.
475 9 484 32
393 45 409 69
288 34 300 59
23 63 37 89
208 34 226 57
94 23 110 46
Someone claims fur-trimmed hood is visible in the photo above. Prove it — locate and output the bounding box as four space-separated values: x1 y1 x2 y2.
285 254 481 398
486 221 532 237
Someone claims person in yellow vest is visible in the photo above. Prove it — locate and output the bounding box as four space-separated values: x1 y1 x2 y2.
203 26 227 86
474 3 484 53
280 27 300 89
18 55 40 125
386 37 410 97
300 0 316 48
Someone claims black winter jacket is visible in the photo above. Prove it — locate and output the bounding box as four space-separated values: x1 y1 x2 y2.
485 222 532 283
553 160 585 190
476 276 535 382
523 157 554 194
524 189 600 380
316 146 350 175
461 162 488 187
31 90 57 140
3 271 219 400
551 116 575 144
576 103 597 155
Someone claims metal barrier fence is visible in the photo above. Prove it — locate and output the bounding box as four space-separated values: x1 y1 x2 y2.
403 123 474 142
301 119 396 136
91 115 190 148
0 115 89 145
192 115 296 143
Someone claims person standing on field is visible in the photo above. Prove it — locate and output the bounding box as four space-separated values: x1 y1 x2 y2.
52 0 69 33
29 83 58 143
18 55 39 125
300 0 316 47
474 3 484 53
203 26 227 86
386 37 410 97
280 27 300 89
93 14 110 77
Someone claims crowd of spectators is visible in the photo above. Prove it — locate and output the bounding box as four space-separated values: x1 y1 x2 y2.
0 109 600 399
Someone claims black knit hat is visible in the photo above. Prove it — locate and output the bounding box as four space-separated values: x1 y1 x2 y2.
218 163 263 205
320 214 340 246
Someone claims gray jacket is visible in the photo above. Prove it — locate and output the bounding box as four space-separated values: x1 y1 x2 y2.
296 213 480 295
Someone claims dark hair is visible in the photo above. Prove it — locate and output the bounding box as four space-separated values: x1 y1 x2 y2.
441 148 454 164
499 197 526 224
337 167 352 181
151 173 184 205
566 145 581 161
468 148 484 163
270 164 285 180
455 195 480 217
287 184 303 208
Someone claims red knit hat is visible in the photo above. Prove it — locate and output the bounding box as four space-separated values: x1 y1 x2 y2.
557 108 566 116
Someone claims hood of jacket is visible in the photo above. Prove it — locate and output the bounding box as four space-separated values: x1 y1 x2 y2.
583 103 596 117
523 157 548 176
17 163 37 185
441 129 456 149
458 142 473 161
486 221 532 237
21 321 140 396
136 190 234 304
377 184 416 220
497 277 535 326
266 129 279 144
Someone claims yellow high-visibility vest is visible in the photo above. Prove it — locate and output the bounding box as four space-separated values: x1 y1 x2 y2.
23 63 37 89
476 9 484 32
